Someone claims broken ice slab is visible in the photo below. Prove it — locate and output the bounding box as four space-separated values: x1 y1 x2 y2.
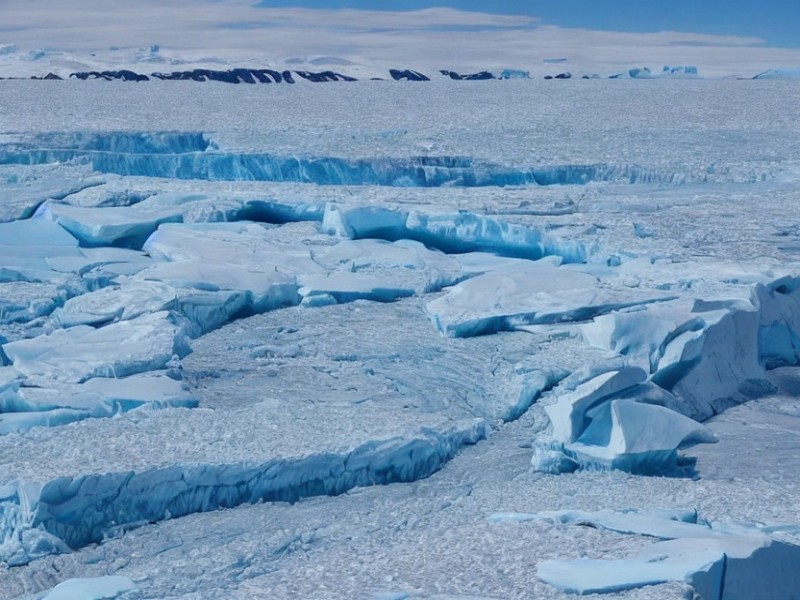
35 198 184 248
135 259 299 315
752 275 800 368
544 367 647 444
312 238 463 293
534 509 800 598
0 218 155 299
299 239 463 303
582 285 790 422
0 371 198 435
538 366 716 475
0 163 106 222
322 203 587 263
580 299 699 371
0 281 72 328
142 221 324 278
566 399 716 473
36 191 288 250
299 273 415 304
0 218 83 284
0 217 79 249
135 222 339 319
2 311 191 384
426 264 672 338
48 278 178 328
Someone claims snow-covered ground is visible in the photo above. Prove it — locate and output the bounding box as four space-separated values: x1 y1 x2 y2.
1 79 800 599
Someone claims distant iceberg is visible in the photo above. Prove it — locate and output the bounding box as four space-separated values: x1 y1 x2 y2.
662 65 699 76
499 69 530 79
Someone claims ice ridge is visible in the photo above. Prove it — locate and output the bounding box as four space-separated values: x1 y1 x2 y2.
0 420 488 566
0 133 707 187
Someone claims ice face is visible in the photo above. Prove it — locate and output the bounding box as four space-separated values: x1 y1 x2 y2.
1 130 722 189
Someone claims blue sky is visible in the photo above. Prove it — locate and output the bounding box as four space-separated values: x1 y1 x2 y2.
256 0 800 48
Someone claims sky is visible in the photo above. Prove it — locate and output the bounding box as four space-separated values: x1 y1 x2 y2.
256 0 800 49
1 0 799 78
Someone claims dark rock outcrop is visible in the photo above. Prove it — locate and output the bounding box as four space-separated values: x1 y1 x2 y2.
294 71 356 82
70 70 149 81
439 70 495 81
31 72 63 80
390 69 430 82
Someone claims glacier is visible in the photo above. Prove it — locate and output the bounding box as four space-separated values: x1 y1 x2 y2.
2 79 800 599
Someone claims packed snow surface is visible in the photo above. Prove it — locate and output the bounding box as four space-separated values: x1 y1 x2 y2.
1 79 800 599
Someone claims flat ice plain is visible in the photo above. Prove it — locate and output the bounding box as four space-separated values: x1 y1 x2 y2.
2 79 800 599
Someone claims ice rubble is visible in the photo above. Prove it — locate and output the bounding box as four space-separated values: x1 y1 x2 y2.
4 190 800 485
526 509 800 598
0 281 569 564
1 199 582 565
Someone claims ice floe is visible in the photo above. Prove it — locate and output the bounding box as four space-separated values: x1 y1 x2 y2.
0 371 197 435
528 509 800 598
3 311 191 384
426 264 671 338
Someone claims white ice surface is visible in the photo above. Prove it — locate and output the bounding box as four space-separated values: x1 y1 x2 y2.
39 576 135 600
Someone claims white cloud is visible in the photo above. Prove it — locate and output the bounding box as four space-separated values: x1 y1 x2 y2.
0 0 798 77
